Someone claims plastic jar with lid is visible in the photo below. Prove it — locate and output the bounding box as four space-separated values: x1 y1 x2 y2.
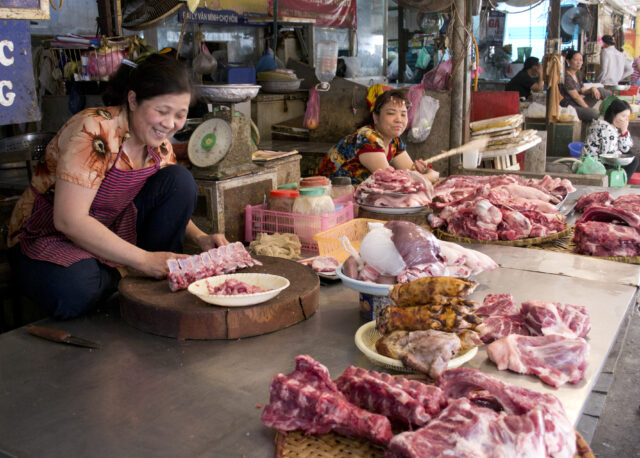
292 187 336 243
277 182 299 190
300 176 331 195
330 176 354 200
268 189 299 213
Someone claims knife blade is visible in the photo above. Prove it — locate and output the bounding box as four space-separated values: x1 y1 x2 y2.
27 325 100 349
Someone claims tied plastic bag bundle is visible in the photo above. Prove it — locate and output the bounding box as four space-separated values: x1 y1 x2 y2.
304 87 320 130
576 155 606 175
359 223 406 276
193 43 217 75
525 102 546 119
423 59 452 90
407 94 439 143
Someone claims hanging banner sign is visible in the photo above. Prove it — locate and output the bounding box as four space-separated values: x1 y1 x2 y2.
0 0 49 20
486 10 506 46
268 0 357 28
0 19 40 126
179 0 268 25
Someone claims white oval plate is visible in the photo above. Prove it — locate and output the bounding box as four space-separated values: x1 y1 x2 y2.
187 273 290 307
357 204 427 214
335 264 393 296
355 320 479 374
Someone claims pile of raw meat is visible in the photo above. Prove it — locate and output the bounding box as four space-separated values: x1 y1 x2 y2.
478 293 591 387
261 355 578 457
206 278 270 295
355 168 433 208
341 220 497 284
299 256 340 273
166 242 262 292
573 191 640 257
375 276 483 379
428 175 574 240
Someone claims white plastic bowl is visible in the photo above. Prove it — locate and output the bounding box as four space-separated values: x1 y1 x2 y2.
187 273 290 307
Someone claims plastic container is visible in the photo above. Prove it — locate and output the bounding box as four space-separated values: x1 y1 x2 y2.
569 142 583 158
227 67 256 84
293 187 335 216
244 193 354 252
313 218 385 263
268 189 299 213
300 176 331 195
359 293 395 321
277 182 299 190
330 176 354 200
315 40 338 89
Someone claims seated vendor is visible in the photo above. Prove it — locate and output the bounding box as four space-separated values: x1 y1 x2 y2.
316 89 439 185
581 98 638 177
505 56 544 99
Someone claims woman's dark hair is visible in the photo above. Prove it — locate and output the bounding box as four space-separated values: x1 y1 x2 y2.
564 49 581 66
102 53 192 107
523 56 539 70
360 89 410 127
604 99 631 124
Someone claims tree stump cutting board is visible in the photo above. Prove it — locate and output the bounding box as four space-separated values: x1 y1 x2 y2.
119 255 319 340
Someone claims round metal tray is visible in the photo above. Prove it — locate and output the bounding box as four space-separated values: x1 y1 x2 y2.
195 84 261 103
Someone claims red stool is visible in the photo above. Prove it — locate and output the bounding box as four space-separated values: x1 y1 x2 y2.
629 173 640 185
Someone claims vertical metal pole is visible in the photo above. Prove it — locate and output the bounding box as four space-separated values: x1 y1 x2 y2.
273 0 278 52
398 7 406 84
450 0 466 160
383 0 389 79
463 0 472 144
545 0 561 128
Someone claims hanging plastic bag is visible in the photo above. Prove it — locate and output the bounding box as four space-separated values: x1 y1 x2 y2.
193 43 217 75
415 48 431 70
422 59 452 90
407 94 439 143
304 87 320 130
576 155 606 175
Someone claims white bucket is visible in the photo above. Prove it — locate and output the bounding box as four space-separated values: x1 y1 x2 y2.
462 149 481 169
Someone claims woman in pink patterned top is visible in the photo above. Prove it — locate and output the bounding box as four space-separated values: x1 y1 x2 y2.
8 54 229 319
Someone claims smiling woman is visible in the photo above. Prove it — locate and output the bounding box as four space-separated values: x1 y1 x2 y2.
316 89 440 185
6 53 230 320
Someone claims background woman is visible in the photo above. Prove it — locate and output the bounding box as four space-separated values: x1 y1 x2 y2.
7 54 228 319
560 49 611 122
316 89 439 184
581 98 638 177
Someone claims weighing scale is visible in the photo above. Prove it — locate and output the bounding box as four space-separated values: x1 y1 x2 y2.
188 84 261 180
601 155 632 187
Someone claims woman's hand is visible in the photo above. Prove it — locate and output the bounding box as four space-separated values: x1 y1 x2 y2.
413 158 430 173
196 233 230 251
423 168 440 184
614 116 630 134
591 87 601 100
135 251 188 279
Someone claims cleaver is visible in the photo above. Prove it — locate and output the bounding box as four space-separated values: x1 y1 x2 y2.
27 325 100 349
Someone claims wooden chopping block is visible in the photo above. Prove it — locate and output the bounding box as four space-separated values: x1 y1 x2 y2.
119 255 320 340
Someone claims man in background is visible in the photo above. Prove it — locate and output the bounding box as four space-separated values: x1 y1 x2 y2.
505 56 544 99
597 35 632 86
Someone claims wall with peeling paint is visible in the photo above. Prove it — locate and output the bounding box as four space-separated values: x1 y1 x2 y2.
29 0 99 36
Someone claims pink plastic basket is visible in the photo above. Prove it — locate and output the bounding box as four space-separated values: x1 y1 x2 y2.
245 193 354 252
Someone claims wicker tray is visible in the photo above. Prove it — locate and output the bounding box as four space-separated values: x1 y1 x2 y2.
434 226 572 247
274 429 594 457
535 226 640 265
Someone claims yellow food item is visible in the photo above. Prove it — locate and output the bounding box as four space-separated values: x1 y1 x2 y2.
389 276 478 308
257 71 298 81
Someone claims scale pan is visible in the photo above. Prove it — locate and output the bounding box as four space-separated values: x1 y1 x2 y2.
195 84 261 103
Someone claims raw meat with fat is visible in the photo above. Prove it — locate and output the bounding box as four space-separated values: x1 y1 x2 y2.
335 366 446 427
521 300 591 338
261 355 393 445
487 334 590 387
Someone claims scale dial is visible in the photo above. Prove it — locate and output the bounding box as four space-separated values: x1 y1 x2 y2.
187 118 232 168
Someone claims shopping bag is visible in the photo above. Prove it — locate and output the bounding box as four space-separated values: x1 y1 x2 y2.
304 87 320 130
407 94 439 143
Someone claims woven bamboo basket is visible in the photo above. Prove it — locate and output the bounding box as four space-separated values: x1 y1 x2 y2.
274 429 594 457
434 225 572 247
536 226 640 265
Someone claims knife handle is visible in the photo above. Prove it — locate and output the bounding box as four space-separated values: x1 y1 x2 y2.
28 325 70 342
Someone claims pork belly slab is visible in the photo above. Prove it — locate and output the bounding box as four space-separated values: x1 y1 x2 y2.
487 334 590 387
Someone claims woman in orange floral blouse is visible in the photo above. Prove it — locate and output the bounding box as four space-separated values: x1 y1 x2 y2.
316 89 440 184
7 54 228 319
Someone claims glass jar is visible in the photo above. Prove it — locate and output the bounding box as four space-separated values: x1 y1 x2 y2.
268 189 299 213
330 176 354 200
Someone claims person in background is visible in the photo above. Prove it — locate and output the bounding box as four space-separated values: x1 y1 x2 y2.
560 49 612 122
629 56 640 87
505 56 544 99
597 35 633 86
7 54 229 319
316 89 440 185
581 99 638 177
